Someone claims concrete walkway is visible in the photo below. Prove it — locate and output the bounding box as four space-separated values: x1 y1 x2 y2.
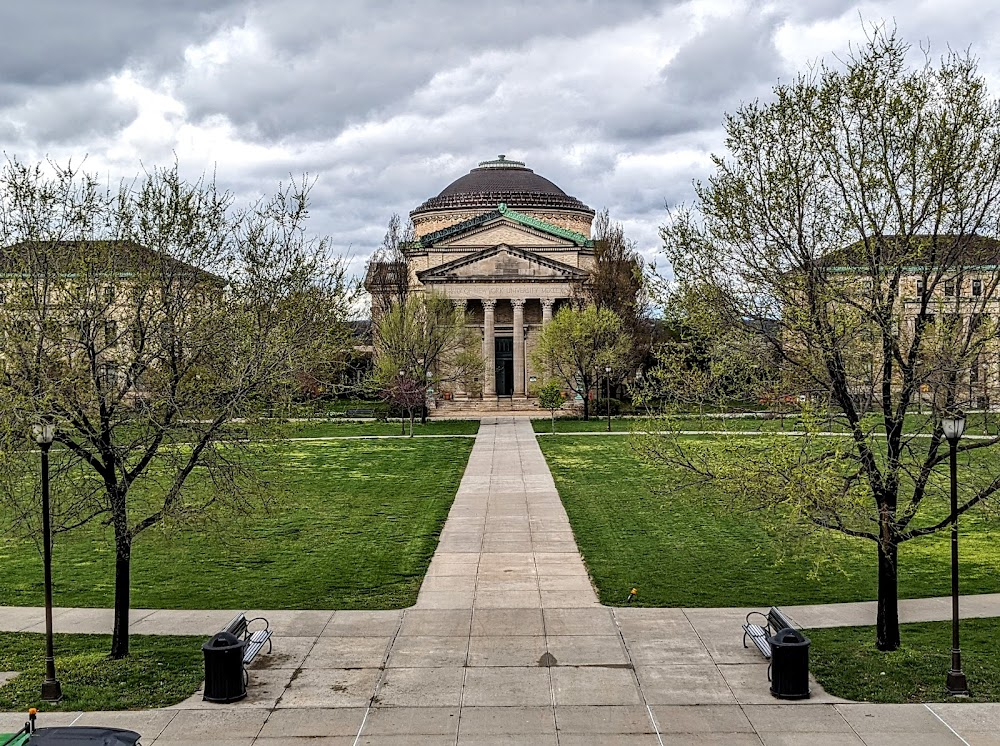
2 416 999 744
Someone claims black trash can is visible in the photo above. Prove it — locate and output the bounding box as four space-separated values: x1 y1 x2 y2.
769 627 810 700
202 631 247 703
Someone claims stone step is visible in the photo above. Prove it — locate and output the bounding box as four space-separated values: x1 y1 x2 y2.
432 398 543 416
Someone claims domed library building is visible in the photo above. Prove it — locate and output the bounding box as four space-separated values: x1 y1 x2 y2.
367 156 597 402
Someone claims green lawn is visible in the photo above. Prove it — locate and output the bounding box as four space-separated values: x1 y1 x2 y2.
537 410 1000 435
810 618 1000 702
539 436 1000 607
0 632 203 712
0 437 474 609
283 418 479 438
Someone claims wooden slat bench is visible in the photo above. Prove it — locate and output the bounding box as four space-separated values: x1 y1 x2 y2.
344 408 375 418
742 607 796 660
222 612 273 670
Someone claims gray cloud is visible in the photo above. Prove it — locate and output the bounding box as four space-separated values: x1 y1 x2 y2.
0 81 138 145
172 0 668 142
0 1 243 86
1 0 999 292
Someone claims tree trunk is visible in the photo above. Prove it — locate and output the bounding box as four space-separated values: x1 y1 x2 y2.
110 538 132 659
876 539 901 651
583 393 590 421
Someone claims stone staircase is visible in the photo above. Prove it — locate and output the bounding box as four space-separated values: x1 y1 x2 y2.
431 397 543 417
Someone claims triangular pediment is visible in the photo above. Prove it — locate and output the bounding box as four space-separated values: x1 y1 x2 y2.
438 219 573 248
418 244 588 283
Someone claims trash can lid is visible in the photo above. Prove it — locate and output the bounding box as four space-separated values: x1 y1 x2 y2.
28 726 141 745
203 630 244 650
768 627 810 646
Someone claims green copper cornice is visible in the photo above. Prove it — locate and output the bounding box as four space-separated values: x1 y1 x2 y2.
496 203 592 246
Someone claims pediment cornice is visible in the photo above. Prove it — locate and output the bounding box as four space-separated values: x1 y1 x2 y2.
417 244 588 284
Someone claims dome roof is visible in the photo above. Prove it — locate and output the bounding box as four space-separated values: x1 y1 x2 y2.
411 155 593 216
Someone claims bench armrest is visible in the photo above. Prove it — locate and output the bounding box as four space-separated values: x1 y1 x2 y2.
246 616 271 635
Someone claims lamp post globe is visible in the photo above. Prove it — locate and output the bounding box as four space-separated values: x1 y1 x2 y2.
942 409 970 696
33 421 62 702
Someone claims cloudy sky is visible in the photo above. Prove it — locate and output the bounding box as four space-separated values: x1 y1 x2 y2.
2 0 999 284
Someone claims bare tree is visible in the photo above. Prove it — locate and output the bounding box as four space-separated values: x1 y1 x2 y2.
0 159 351 658
370 292 483 434
575 210 653 393
649 28 1000 651
365 213 415 317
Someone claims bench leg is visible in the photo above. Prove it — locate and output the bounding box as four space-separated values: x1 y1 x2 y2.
742 632 749 649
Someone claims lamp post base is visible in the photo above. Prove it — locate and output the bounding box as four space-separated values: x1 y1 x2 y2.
946 669 970 697
41 678 63 702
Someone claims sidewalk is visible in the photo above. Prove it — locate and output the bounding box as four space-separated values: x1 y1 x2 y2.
1 417 998 744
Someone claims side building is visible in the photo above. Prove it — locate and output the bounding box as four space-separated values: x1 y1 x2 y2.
367 155 596 401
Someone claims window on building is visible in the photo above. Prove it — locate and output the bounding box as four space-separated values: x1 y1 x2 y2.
971 362 980 383
105 320 118 347
916 278 925 298
945 281 956 296
103 285 115 304
100 363 118 389
973 279 983 296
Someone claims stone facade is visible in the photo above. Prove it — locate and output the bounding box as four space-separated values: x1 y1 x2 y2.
368 157 596 400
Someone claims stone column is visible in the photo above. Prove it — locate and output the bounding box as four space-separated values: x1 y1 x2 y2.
512 298 525 397
483 299 496 398
541 298 555 326
452 299 467 399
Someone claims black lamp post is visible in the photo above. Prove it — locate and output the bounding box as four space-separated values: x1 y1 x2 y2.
942 410 970 697
605 365 612 432
32 422 62 702
398 370 406 435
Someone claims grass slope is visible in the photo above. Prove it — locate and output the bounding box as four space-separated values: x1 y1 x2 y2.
810 618 1000 702
0 632 203 712
0 437 474 609
540 436 1000 607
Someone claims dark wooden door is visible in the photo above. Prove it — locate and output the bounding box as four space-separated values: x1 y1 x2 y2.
495 337 514 396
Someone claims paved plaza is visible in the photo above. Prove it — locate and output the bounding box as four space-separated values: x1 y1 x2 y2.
2 417 999 744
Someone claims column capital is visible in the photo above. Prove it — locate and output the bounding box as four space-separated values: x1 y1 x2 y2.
482 298 497 311
511 298 525 309
541 298 556 309
452 298 467 309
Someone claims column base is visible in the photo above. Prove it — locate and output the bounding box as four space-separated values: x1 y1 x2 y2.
947 669 970 696
41 678 63 702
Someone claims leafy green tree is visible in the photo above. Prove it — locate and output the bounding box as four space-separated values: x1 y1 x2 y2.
371 292 483 434
653 28 1000 650
639 282 776 422
537 380 567 433
531 305 634 420
587 209 653 373
0 159 350 658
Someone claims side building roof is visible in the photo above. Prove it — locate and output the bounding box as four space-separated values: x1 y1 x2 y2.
817 234 1000 271
0 240 227 285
